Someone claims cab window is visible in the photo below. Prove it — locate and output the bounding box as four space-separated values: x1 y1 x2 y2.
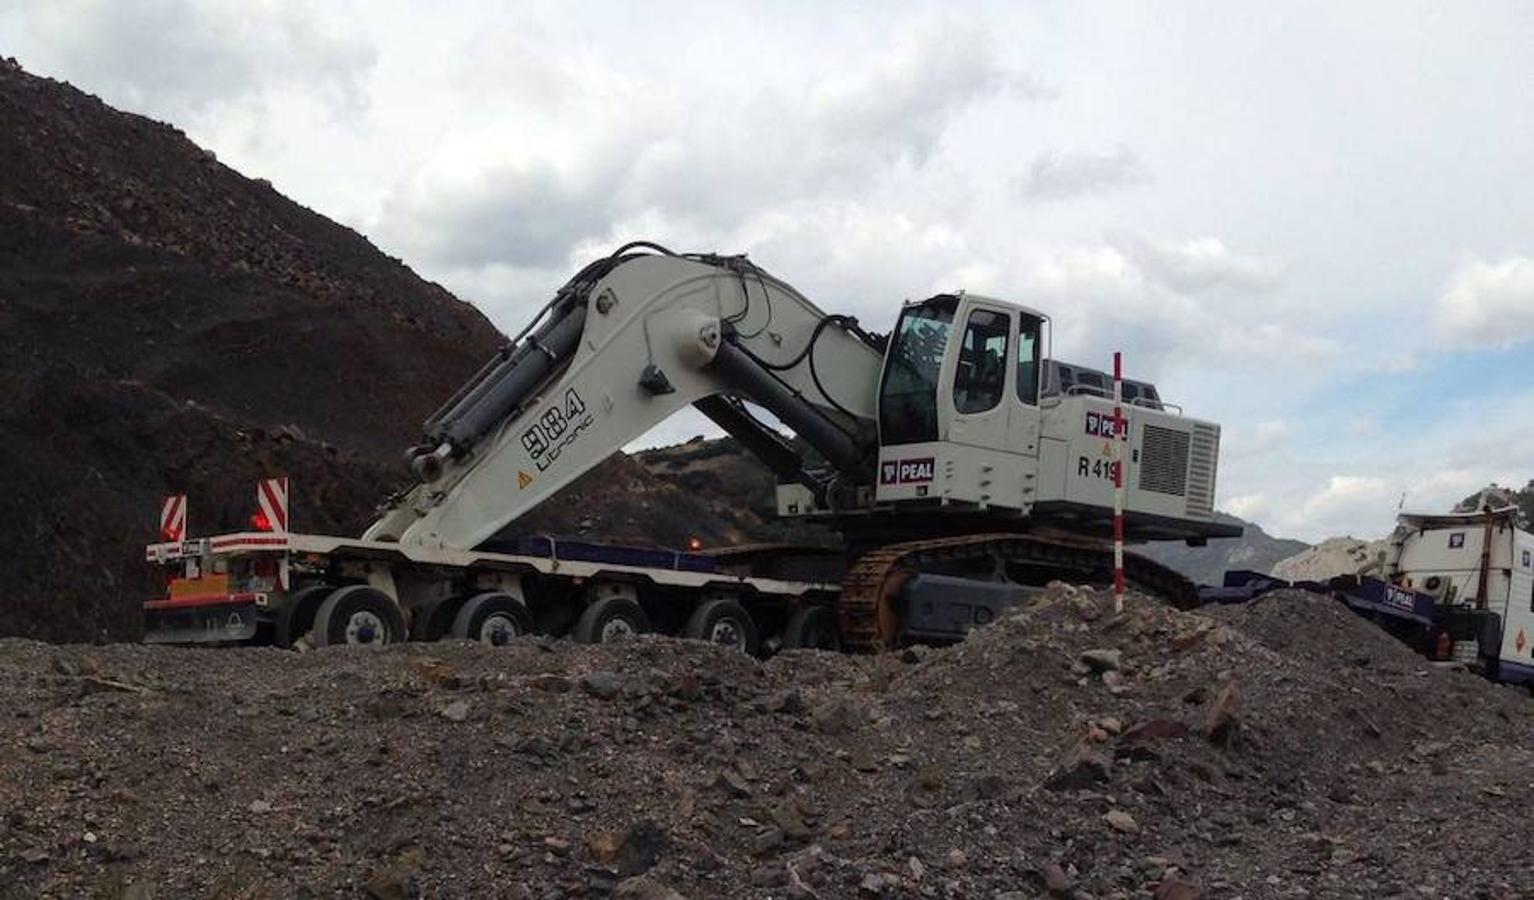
953 308 1009 414
1016 315 1040 405
879 297 957 445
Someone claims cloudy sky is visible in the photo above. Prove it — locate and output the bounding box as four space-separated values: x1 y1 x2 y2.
6 0 1534 541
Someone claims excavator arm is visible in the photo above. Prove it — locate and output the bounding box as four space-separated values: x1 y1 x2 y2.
366 245 886 550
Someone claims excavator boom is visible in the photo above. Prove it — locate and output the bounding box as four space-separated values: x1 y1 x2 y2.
367 246 884 549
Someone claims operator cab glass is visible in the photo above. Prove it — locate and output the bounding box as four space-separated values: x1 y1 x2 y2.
953 308 1010 414
1016 315 1041 405
879 295 957 445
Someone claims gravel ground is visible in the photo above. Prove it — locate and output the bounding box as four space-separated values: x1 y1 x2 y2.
2 586 1531 900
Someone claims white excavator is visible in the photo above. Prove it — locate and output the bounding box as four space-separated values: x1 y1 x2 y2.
145 242 1238 653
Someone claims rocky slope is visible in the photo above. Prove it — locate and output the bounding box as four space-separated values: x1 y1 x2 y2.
1 585 1530 898
0 59 510 641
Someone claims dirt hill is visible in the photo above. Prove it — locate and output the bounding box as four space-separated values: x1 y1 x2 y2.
0 59 510 642
2 585 1529 898
0 59 774 643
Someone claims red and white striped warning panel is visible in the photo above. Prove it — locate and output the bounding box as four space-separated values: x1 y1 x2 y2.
160 494 187 542
255 477 289 534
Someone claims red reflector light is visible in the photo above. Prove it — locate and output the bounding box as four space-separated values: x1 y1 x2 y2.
250 510 272 532
688 537 703 551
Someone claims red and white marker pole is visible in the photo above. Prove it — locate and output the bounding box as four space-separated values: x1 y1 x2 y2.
1111 351 1126 613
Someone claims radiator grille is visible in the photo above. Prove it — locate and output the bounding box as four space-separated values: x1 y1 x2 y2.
1139 425 1190 497
1184 424 1219 517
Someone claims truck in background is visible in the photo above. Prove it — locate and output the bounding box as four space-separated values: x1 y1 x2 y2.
1212 505 1534 685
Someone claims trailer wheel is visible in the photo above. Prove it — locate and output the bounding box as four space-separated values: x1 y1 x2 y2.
684 598 761 655
274 584 333 649
572 596 650 644
451 592 533 646
783 605 842 652
311 586 406 648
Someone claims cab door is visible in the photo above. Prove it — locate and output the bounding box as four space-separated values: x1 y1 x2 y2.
945 302 1013 450
1006 314 1043 457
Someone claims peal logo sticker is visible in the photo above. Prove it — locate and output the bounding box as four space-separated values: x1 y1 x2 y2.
881 457 935 485
1085 410 1128 441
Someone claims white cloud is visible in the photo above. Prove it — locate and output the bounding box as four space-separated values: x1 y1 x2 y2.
1108 233 1283 294
373 11 1032 282
1253 419 1290 444
1296 476 1396 535
808 14 1042 167
1225 493 1271 521
1018 144 1152 200
1005 238 1320 378
1435 257 1534 349
16 0 374 119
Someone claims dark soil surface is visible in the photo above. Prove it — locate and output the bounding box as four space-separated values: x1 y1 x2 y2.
0 58 505 641
2 588 1529 899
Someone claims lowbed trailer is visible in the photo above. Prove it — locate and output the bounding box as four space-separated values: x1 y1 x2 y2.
145 503 839 653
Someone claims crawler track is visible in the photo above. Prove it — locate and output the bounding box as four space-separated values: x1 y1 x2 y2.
838 533 1199 653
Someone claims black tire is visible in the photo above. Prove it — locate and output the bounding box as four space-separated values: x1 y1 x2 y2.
684 598 761 655
415 596 462 642
783 605 842 652
451 592 533 646
572 596 650 644
273 584 334 648
311 585 406 648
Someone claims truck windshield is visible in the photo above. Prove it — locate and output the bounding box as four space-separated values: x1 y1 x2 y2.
879 297 957 445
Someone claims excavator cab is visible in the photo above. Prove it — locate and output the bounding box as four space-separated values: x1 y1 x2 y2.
875 294 1045 512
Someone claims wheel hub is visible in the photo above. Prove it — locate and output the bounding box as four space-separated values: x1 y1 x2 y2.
600 618 635 642
345 611 386 646
479 613 519 646
708 618 743 649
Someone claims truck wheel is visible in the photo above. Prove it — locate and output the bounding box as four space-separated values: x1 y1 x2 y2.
451 592 533 646
273 584 333 648
783 605 842 652
684 598 760 655
311 585 406 648
572 596 650 644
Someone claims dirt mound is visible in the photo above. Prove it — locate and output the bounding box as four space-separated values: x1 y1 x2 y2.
2 585 1529 898
0 59 514 639
0 370 402 641
514 452 764 550
0 61 502 455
